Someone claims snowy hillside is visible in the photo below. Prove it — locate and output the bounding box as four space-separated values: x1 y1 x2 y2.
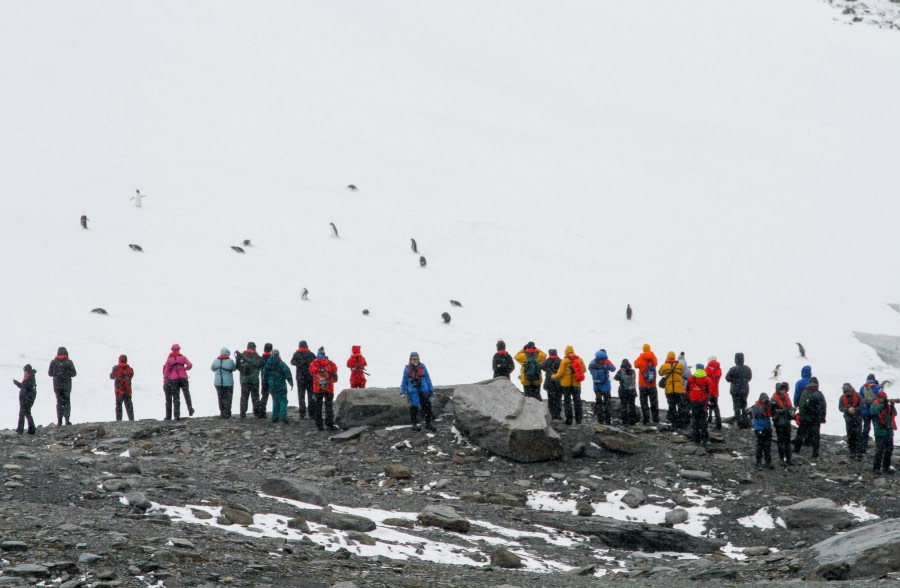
2 0 899 437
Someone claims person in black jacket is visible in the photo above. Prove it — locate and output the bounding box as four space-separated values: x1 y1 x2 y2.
13 364 38 434
492 340 514 379
291 340 317 418
48 346 77 426
542 349 563 420
725 352 752 429
235 342 263 418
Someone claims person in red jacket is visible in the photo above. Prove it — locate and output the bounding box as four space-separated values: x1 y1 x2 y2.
309 347 338 431
347 345 368 389
110 354 135 421
687 364 711 445
705 356 723 430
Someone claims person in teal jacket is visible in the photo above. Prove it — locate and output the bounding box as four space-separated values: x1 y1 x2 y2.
211 347 236 418
263 349 294 423
870 391 896 475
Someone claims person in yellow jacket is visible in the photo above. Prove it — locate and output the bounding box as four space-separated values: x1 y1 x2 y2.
552 346 587 425
514 342 548 401
659 351 688 429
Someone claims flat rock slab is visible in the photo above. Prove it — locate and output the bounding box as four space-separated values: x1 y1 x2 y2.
330 425 369 442
301 509 377 532
679 470 713 481
452 378 563 463
594 424 645 454
418 504 471 533
260 478 327 506
334 387 453 428
778 498 853 530
812 518 900 578
5 564 50 577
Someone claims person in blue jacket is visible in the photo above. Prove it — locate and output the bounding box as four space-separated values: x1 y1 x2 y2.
750 392 774 469
211 347 236 418
588 349 616 425
401 352 434 431
263 349 294 424
859 374 881 453
794 365 812 406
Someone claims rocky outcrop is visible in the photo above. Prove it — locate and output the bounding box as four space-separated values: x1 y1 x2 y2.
594 424 645 454
260 478 327 506
452 378 563 462
300 509 377 532
417 504 471 533
334 387 453 428
778 498 853 530
811 518 900 579
528 512 722 553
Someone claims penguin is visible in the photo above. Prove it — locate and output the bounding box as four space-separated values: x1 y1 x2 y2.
242 239 252 247
130 189 146 208
419 255 427 268
450 300 462 307
626 304 632 320
771 364 781 379
330 222 339 238
231 246 245 254
128 244 144 252
91 308 108 315
80 215 89 230
796 342 806 358
362 309 370 316
411 238 418 254
301 288 309 301
347 184 358 192
441 312 451 324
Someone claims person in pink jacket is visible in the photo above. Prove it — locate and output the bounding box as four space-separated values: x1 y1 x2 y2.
163 343 194 419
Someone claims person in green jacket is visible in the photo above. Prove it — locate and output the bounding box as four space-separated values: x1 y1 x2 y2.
870 390 897 475
794 376 826 459
235 342 263 418
262 349 293 424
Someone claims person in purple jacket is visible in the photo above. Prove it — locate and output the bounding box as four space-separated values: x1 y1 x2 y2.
163 344 194 419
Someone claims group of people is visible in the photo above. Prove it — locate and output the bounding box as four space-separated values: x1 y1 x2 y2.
494 341 897 475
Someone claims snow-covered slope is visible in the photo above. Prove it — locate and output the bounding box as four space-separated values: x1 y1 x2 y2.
2 0 899 436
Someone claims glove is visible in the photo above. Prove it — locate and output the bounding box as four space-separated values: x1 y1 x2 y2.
13 379 20 387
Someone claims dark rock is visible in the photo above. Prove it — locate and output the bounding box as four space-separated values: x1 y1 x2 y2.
812 518 900 578
261 478 327 506
594 424 645 454
287 517 311 532
330 426 370 442
778 498 853 529
334 387 453 428
384 464 411 479
490 547 523 568
4 563 50 577
383 518 414 529
452 379 563 462
418 504 471 533
665 508 689 525
124 491 152 511
301 509 377 532
621 487 646 509
78 553 102 564
221 507 254 526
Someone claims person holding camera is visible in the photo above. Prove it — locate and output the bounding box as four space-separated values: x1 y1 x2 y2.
870 391 897 475
771 382 796 466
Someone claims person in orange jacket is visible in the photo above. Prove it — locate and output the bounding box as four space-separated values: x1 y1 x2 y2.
347 345 368 389
659 351 687 429
515 342 547 400
552 346 587 425
634 344 660 424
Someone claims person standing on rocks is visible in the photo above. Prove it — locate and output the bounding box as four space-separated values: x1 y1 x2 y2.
794 376 826 458
687 363 711 445
211 347 236 419
750 392 774 469
793 365 812 406
614 358 639 426
257 343 273 418
705 356 723 430
634 344 659 424
838 382 864 461
291 341 316 418
588 349 616 424
164 344 194 419
515 342 547 400
492 340 514 379
346 345 368 389
309 347 338 431
401 351 434 431
48 346 77 426
859 374 881 453
109 354 135 421
659 351 686 429
542 349 563 420
235 342 262 418
552 345 587 425
263 349 294 424
771 382 796 466
870 391 896 475
12 364 37 434
725 352 752 429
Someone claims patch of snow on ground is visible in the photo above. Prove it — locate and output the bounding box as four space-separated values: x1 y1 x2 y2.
843 503 879 522
738 507 777 530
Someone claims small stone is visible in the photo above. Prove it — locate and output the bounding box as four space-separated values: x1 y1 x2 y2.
383 518 414 529
168 538 195 549
665 508 689 525
678 469 712 481
490 547 524 568
78 553 102 564
621 487 646 509
743 546 770 557
473 470 492 477
287 517 310 533
550 472 566 481
384 464 412 479
1 541 28 551
575 500 594 517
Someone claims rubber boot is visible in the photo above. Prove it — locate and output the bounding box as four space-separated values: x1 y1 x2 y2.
409 406 420 431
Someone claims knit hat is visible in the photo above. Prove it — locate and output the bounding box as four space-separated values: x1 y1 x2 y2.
548 348 557 356
272 349 280 358
776 382 789 391
526 341 535 349
264 343 273 352
23 364 35 374
171 344 180 352
842 383 854 393
409 351 420 360
807 376 819 389
865 374 878 386
695 363 704 370
299 340 308 348
496 340 506 351
759 393 769 402
247 342 256 350
620 358 631 369
57 346 68 356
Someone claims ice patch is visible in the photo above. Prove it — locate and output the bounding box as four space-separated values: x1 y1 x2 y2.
843 503 879 522
738 507 777 530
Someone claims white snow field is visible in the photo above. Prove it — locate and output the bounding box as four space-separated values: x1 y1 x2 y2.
1 1 899 437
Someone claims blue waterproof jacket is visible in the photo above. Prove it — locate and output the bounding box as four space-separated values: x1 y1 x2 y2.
794 365 812 406
588 350 616 393
211 348 236 387
401 356 433 407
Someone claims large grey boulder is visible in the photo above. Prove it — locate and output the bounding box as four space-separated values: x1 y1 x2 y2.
417 504 471 533
811 518 900 579
260 478 327 506
301 509 377 532
334 386 453 428
529 511 722 553
452 378 563 463
778 498 853 530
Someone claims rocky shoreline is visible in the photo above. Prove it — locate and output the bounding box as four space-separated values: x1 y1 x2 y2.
0 381 898 587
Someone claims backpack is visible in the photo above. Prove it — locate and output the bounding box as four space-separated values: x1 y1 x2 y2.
524 354 542 382
643 364 656 384
317 363 331 389
806 393 824 420
593 361 610 386
863 386 878 407
619 369 636 390
571 358 585 383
